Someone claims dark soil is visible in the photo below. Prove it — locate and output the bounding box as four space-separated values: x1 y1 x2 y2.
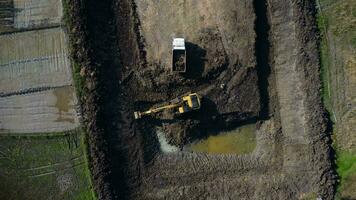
172 50 186 72
63 0 137 199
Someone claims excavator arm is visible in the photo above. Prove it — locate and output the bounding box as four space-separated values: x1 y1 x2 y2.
133 93 201 120
134 104 179 119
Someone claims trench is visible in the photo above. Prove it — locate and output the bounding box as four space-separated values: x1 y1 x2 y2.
253 0 272 119
64 0 139 199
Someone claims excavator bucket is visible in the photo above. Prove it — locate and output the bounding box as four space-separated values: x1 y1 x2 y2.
134 111 142 119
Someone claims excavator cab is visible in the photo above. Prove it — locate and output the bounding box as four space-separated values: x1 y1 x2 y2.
134 93 201 119
178 93 201 114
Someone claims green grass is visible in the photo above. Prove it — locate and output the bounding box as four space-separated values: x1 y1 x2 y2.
337 152 356 182
335 151 356 199
0 129 95 200
62 0 86 101
316 7 335 121
317 0 356 199
71 61 85 101
318 33 333 116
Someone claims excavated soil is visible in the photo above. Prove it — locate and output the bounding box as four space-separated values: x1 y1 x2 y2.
64 0 336 199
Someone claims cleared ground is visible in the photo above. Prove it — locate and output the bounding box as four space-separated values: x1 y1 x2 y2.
136 0 255 71
0 130 95 200
318 0 356 198
0 27 72 94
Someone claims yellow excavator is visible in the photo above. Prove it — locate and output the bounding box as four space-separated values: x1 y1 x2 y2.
134 93 201 119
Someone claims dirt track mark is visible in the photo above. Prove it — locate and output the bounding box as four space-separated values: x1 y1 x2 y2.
0 86 80 133
23 156 83 171
27 161 85 178
0 27 72 94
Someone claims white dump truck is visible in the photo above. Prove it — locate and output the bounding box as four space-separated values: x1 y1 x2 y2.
172 38 186 73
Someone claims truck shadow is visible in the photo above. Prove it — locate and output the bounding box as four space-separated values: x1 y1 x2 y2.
184 42 206 79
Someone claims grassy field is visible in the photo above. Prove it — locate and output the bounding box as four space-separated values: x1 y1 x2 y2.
0 129 95 200
317 0 356 199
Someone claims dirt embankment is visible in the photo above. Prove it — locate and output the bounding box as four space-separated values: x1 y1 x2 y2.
63 0 131 199
268 0 336 198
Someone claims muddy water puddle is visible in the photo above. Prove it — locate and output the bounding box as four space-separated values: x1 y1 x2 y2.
186 124 257 154
156 129 179 153
156 124 257 155
53 86 75 123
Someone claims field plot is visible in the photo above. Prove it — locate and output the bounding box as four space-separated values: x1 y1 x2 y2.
0 0 63 33
0 130 95 200
0 86 79 133
0 0 94 199
0 27 72 94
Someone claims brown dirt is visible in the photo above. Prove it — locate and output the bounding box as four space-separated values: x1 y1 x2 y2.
172 51 185 72
63 0 336 199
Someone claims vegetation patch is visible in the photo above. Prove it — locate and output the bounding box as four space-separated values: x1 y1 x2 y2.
317 0 356 199
62 0 87 101
335 151 356 199
0 129 95 200
317 12 333 116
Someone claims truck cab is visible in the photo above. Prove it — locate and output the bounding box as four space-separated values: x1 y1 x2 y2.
172 38 187 73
